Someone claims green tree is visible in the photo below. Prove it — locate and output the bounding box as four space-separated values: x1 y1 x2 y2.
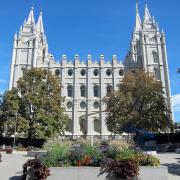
0 89 28 137
104 70 172 134
16 68 69 139
0 68 69 139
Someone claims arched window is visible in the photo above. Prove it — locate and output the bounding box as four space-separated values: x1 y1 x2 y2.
107 85 113 95
154 68 161 80
152 51 159 63
94 85 99 97
67 85 73 97
80 85 86 97
94 118 101 133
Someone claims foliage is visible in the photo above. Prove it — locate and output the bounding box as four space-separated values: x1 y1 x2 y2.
0 68 69 139
108 140 130 151
117 149 136 160
99 159 139 180
104 70 173 134
23 159 50 180
42 143 71 167
0 89 28 137
41 140 160 169
136 153 160 166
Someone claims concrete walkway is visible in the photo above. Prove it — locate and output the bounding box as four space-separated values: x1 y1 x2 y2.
0 152 32 180
0 152 180 180
157 153 180 180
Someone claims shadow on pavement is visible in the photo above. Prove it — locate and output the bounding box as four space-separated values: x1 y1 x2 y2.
162 163 180 176
9 176 22 180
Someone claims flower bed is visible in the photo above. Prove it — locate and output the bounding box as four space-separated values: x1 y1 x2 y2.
23 139 164 180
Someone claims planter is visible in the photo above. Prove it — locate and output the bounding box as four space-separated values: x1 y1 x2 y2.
45 166 168 180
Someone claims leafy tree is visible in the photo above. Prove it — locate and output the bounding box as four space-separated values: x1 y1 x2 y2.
16 68 69 139
0 89 28 137
0 68 69 139
104 70 172 134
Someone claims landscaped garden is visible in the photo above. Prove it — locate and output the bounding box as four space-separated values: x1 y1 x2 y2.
22 139 162 180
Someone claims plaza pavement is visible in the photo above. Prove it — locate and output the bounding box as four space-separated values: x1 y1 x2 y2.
0 152 180 180
0 151 33 180
157 153 180 180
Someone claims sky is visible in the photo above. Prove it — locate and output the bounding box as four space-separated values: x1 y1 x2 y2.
0 0 179 121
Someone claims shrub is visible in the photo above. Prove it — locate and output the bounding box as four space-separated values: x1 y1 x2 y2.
23 159 50 180
108 140 130 151
42 143 71 167
136 153 160 166
82 143 103 166
99 159 139 180
117 149 136 160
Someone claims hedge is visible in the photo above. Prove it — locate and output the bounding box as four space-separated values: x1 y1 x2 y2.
0 137 45 148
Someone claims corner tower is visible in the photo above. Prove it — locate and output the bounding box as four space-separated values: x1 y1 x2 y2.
9 7 49 89
125 2 173 120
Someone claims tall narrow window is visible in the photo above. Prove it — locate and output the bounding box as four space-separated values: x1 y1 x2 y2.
80 85 86 97
42 49 46 62
94 85 99 97
154 68 161 80
152 51 159 63
67 85 73 97
107 85 113 95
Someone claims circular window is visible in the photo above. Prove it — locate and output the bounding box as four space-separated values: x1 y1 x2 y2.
106 69 112 76
67 101 73 109
119 69 124 76
55 69 60 76
81 69 86 76
94 101 100 109
68 69 73 76
80 101 86 109
94 69 99 76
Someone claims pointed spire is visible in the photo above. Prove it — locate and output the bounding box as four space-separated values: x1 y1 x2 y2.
144 3 152 21
36 10 44 34
135 0 142 31
24 19 26 25
14 32 17 39
20 25 23 32
162 28 165 36
27 7 35 25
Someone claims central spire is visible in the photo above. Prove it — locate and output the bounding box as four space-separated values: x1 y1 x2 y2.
144 3 152 21
136 0 139 14
36 10 44 34
27 7 35 25
135 0 142 31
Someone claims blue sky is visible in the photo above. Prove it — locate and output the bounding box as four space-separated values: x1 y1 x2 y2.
0 0 179 121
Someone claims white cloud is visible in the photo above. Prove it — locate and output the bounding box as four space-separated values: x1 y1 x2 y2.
172 94 180 112
0 79 7 84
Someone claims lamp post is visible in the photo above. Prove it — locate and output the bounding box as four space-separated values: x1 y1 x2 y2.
13 113 18 148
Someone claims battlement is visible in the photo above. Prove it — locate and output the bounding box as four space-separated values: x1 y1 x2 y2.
50 54 124 67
